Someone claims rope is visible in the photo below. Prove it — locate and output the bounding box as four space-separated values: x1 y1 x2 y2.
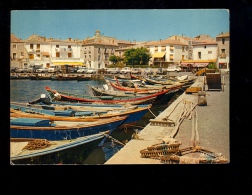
103 134 125 146
22 139 54 150
148 107 156 118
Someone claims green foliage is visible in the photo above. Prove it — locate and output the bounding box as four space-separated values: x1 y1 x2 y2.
109 55 119 64
208 62 218 70
123 47 151 66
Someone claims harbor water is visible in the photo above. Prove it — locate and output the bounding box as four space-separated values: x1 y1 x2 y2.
10 79 182 164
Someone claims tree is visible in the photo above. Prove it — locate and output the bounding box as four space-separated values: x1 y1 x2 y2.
123 47 151 66
109 55 119 65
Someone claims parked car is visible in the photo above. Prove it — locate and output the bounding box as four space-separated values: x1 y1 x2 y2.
15 68 33 73
107 68 120 74
77 67 88 73
143 68 153 75
36 67 49 73
67 67 78 73
131 68 141 74
10 67 19 73
86 68 96 74
48 65 62 73
120 67 131 74
166 66 182 72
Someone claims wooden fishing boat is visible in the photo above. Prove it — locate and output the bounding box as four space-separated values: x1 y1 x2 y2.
17 73 30 79
10 102 151 127
45 86 169 105
10 114 127 140
58 74 78 80
29 73 38 80
11 103 77 117
144 77 180 85
10 131 109 164
108 78 182 93
130 73 147 82
37 73 52 80
10 73 19 79
77 74 92 81
86 83 143 97
50 74 60 80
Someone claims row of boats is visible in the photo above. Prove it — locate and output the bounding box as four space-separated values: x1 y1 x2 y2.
10 73 92 81
10 73 196 164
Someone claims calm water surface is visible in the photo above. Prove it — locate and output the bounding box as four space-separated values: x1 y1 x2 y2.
10 79 178 164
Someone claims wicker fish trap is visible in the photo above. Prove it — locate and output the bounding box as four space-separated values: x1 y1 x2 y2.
140 141 182 159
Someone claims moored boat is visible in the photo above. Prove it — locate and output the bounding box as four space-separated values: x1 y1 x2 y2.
11 101 151 127
10 115 127 140
17 73 30 79
10 131 110 164
77 74 92 81
58 74 78 80
45 86 168 105
37 73 52 80
86 83 142 97
10 73 19 79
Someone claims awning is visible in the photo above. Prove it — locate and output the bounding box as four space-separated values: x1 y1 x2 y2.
193 63 209 67
152 52 166 58
52 62 84 66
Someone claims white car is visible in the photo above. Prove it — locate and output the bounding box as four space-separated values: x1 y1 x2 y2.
77 68 88 73
166 66 182 72
36 68 49 73
86 68 96 74
143 68 153 74
120 67 131 74
107 68 120 74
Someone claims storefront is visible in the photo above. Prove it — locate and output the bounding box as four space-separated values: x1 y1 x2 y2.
180 60 216 72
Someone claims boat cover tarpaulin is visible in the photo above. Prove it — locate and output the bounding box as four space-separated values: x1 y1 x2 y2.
10 118 51 127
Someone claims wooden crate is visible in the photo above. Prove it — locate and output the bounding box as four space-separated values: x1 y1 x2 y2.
206 73 222 91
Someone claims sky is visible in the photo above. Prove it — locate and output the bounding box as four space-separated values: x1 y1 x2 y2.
11 9 229 42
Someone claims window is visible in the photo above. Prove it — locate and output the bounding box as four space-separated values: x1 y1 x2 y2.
68 53 72 58
12 53 16 59
30 44 33 49
68 45 71 48
37 44 40 49
198 52 201 59
208 51 212 54
155 46 158 51
56 52 60 57
222 38 225 44
13 44 17 49
221 49 225 54
56 45 59 48
204 46 206 49
21 52 24 56
29 54 34 59
182 47 185 52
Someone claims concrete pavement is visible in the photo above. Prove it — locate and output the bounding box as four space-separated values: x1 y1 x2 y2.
105 71 229 164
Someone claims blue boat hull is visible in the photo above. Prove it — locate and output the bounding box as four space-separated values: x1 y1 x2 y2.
10 118 126 140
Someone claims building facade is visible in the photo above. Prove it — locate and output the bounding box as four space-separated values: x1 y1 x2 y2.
10 31 229 71
145 39 188 68
216 32 229 70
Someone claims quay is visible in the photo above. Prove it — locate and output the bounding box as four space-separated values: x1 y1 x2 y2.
105 71 229 164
